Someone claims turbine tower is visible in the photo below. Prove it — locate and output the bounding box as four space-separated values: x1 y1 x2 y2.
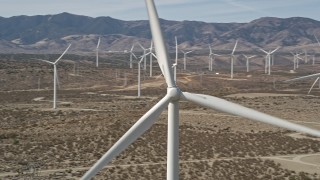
96 37 101 68
149 40 154 77
137 56 144 97
36 44 71 109
230 40 238 79
242 54 255 72
181 50 193 71
259 47 280 75
82 1 320 180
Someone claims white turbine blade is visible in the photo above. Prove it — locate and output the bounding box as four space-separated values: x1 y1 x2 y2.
137 42 145 50
270 46 280 54
33 58 54 65
130 44 135 52
175 36 178 47
242 54 248 58
209 45 212 54
284 73 320 82
56 70 60 89
139 55 145 63
308 77 319 94
180 50 185 54
82 95 171 180
55 44 71 64
96 37 101 49
182 92 320 137
314 34 320 46
131 52 138 59
231 40 238 55
259 48 268 54
248 55 255 59
186 50 193 54
145 0 175 87
151 52 157 59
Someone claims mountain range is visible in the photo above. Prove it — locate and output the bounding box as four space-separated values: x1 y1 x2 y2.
1 12 320 54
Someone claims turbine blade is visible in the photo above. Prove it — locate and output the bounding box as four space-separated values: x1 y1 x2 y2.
180 50 185 54
308 77 319 94
130 44 135 52
182 92 320 137
82 95 171 180
131 52 137 59
55 44 71 64
259 48 268 54
97 37 101 49
231 40 238 55
33 58 54 65
175 36 178 47
137 42 145 50
186 50 193 54
284 73 320 82
248 55 255 59
145 0 175 87
270 46 280 54
242 54 248 58
209 45 212 54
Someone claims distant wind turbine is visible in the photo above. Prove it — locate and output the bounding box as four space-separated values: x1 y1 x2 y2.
230 40 238 79
208 44 221 72
181 50 193 71
259 47 280 75
138 50 157 97
242 54 255 72
96 37 101 68
35 44 71 109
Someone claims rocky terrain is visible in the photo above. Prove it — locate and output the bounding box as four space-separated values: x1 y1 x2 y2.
0 53 320 179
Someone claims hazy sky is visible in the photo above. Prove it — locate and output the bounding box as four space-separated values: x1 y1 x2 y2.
1 0 319 23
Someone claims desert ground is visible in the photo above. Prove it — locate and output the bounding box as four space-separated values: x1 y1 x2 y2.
0 53 320 179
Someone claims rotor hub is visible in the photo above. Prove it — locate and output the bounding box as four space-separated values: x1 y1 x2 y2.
167 87 181 101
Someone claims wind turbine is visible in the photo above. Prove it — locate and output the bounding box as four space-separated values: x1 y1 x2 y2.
285 72 320 95
137 50 157 97
96 37 101 68
36 44 71 109
181 50 193 71
138 42 148 70
230 40 238 79
208 45 221 72
290 52 303 70
242 54 255 72
129 44 137 69
81 1 320 180
259 47 280 75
